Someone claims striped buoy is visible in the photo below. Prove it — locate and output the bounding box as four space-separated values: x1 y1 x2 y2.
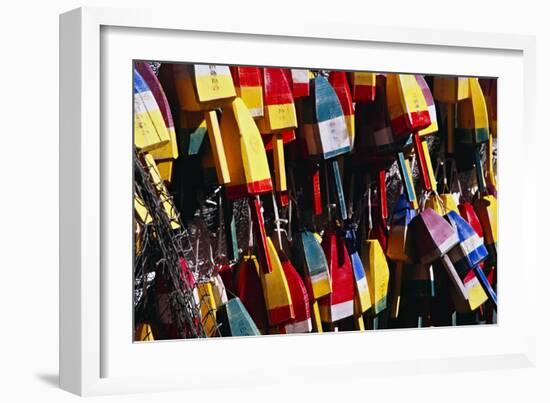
302 75 350 160
318 231 354 323
261 237 295 326
134 69 170 152
256 68 298 133
411 208 468 301
329 71 355 148
135 62 179 166
444 211 491 311
275 240 312 333
456 78 490 193
349 72 376 102
231 66 264 117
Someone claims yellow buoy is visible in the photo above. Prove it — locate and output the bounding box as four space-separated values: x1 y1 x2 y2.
173 64 235 184
361 239 390 315
156 160 173 183
134 70 170 152
221 97 273 199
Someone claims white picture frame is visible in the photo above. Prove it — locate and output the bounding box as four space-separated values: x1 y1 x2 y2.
59 6 537 396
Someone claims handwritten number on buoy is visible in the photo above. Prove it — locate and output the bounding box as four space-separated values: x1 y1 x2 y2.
209 65 220 92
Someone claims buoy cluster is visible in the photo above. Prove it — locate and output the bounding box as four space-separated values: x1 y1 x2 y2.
133 62 497 341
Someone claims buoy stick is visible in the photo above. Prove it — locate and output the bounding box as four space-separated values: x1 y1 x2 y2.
249 196 273 274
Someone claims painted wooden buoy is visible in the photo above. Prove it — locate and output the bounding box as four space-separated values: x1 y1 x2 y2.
349 72 376 102
217 298 261 337
361 238 390 315
136 62 179 167
301 74 351 220
410 208 469 301
456 78 490 193
261 237 295 326
220 97 273 273
386 73 431 136
292 230 331 332
134 69 170 152
329 71 355 148
136 65 178 181
446 212 498 310
445 211 495 311
386 73 433 191
319 230 354 323
221 98 273 198
237 255 268 333
174 64 236 111
274 238 312 333
456 78 490 145
257 68 297 202
230 66 264 117
294 231 332 297
173 64 236 184
302 75 351 160
256 68 298 133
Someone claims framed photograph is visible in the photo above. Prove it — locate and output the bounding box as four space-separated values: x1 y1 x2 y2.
60 6 536 396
